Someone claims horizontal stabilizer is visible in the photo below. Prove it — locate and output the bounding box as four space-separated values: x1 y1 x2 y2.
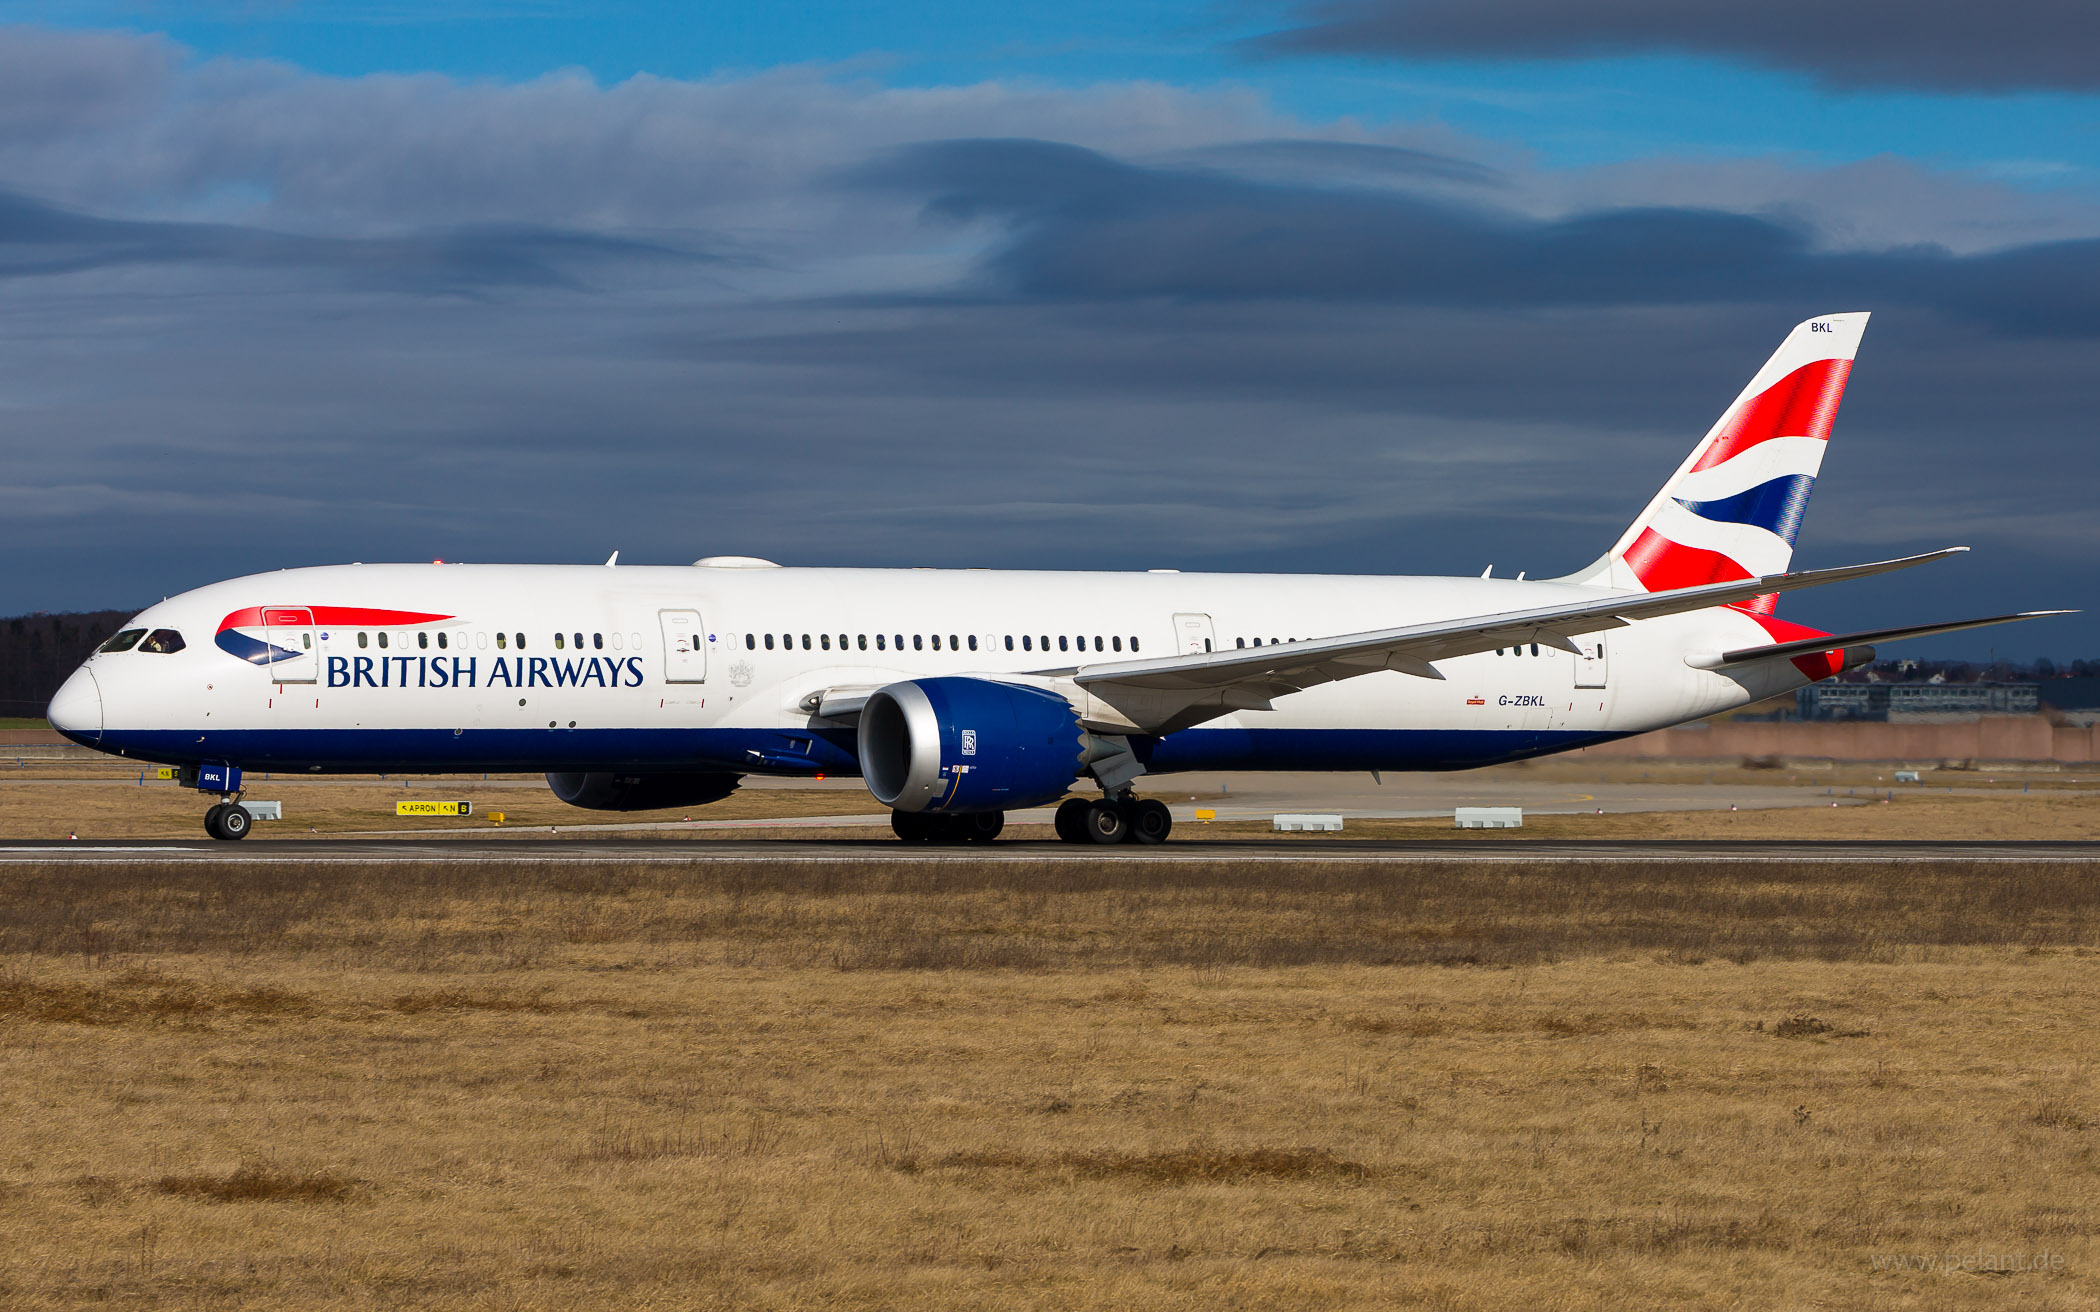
1715 610 2076 667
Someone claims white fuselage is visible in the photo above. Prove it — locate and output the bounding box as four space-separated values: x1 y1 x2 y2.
52 561 1813 781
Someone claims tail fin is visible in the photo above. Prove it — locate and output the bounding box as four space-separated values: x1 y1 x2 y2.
1565 312 1868 612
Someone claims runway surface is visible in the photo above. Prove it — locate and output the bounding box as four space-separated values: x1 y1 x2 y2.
1 838 2093 864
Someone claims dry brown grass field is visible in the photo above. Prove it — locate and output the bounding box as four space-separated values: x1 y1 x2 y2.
0 848 2096 1309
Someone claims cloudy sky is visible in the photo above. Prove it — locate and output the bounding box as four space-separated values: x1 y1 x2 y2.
2 2 2094 656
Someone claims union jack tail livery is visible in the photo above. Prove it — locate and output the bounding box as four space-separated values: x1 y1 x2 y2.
1567 312 1867 613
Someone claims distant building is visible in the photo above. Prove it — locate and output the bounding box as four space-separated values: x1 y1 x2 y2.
1796 681 2038 723
2037 677 2100 727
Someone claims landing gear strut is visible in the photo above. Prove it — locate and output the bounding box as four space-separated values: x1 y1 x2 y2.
1054 795 1172 845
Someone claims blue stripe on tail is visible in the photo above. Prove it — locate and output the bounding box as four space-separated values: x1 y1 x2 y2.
1673 473 1815 545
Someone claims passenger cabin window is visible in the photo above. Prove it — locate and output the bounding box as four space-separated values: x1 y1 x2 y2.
496 633 507 650
139 629 186 654
876 634 886 650
765 634 775 650
821 634 831 650
574 633 583 649
358 632 369 649
1005 636 1014 651
802 634 811 650
746 634 755 649
1058 636 1068 652
968 635 977 651
1130 637 1138 652
951 635 960 650
515 633 526 650
554 633 565 650
595 633 605 650
1112 636 1122 652
858 635 868 650
99 629 146 654
377 631 389 649
437 632 448 649
913 635 924 651
1022 636 1031 651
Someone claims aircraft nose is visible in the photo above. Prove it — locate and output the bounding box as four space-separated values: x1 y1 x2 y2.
47 667 102 744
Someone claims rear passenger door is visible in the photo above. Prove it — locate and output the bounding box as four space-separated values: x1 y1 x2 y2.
1173 612 1216 655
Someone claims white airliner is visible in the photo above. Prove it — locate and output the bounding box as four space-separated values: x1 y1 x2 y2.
47 313 2064 841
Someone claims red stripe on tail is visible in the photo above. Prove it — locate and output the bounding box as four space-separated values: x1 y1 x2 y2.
1622 528 1754 593
1740 609 1846 680
1690 358 1852 473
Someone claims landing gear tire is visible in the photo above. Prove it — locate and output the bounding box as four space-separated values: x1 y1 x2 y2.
1128 799 1172 845
1054 799 1091 844
960 812 1005 843
204 803 252 841
892 810 934 843
1083 800 1127 845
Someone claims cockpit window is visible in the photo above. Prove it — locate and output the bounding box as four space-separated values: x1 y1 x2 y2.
97 629 147 654
139 629 186 654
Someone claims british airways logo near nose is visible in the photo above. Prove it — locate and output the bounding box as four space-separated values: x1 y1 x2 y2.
215 606 452 665
219 605 648 689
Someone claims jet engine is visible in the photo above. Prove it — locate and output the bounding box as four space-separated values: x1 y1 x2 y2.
545 771 741 811
858 677 1086 813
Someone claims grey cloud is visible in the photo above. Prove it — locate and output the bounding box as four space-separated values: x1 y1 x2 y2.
858 139 2100 336
1253 0 2100 94
0 26 174 145
0 189 700 290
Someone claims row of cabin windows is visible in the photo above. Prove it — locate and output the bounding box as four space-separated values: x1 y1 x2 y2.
352 631 639 651
1228 637 1544 658
745 633 1141 655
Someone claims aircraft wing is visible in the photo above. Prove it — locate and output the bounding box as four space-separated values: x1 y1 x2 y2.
1706 610 2074 668
1067 548 1966 731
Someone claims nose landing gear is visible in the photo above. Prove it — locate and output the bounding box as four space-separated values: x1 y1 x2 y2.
1054 795 1172 845
203 802 253 841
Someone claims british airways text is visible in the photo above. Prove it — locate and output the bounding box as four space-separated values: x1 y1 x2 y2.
324 655 644 689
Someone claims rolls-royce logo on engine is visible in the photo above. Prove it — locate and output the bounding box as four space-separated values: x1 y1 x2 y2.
960 729 977 755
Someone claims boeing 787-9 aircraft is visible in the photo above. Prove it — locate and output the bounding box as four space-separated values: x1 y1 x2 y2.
47 313 2067 841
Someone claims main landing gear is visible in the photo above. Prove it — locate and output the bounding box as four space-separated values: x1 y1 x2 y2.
203 802 253 841
1053 795 1171 845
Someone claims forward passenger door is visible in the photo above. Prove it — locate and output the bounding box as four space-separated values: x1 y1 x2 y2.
659 609 706 683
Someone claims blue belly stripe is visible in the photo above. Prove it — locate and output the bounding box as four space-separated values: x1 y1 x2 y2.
70 724 1629 778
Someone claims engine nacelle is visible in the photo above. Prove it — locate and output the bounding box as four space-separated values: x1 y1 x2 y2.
858 677 1085 813
545 771 741 812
